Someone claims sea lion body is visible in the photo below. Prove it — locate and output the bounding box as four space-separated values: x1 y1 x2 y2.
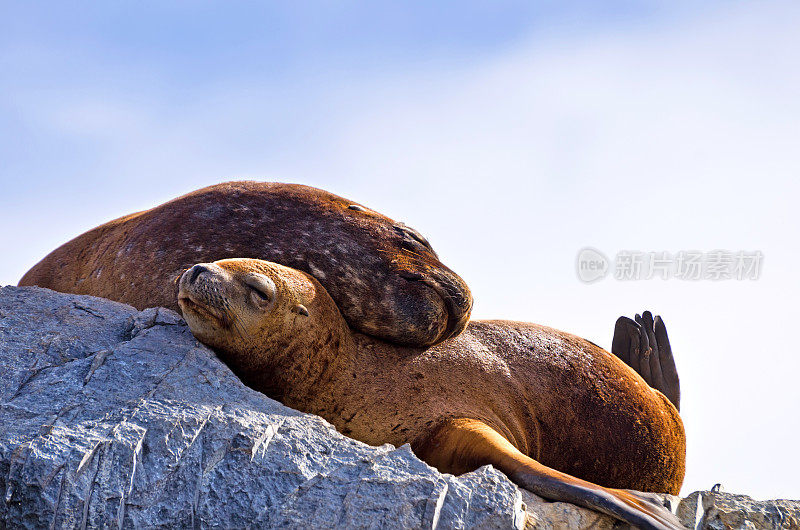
19 181 472 347
331 323 684 493
178 259 686 529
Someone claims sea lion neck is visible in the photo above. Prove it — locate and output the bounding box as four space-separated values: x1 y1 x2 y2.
266 312 358 410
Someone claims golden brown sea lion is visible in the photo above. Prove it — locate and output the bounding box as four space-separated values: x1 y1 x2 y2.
177 258 687 530
18 181 472 347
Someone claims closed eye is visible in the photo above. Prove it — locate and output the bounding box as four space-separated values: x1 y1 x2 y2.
243 274 276 305
250 286 271 301
394 222 434 252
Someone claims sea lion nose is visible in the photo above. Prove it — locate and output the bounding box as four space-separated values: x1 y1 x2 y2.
187 264 211 284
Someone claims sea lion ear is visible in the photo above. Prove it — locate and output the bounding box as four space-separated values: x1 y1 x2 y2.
292 304 309 317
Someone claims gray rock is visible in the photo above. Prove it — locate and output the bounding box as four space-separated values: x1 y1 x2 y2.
677 489 800 530
2 286 796 529
0 286 530 529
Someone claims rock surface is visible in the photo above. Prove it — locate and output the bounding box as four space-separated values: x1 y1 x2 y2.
0 286 797 529
677 488 800 529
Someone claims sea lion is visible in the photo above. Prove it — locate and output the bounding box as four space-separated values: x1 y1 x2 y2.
177 258 687 530
18 181 472 347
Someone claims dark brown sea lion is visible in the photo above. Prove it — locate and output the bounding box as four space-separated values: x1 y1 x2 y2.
177 258 687 530
18 181 472 347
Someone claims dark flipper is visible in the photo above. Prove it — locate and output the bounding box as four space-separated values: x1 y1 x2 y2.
612 311 680 411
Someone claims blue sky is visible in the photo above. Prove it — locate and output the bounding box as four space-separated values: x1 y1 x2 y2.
2 1 799 499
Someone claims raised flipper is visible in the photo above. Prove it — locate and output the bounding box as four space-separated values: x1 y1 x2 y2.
416 418 685 530
612 310 680 411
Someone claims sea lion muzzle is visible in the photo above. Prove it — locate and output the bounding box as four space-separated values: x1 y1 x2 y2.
400 267 473 342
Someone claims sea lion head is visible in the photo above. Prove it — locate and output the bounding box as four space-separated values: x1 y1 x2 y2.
195 182 474 348
177 257 348 393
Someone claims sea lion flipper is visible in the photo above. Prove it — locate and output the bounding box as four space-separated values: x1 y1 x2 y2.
612 311 680 411
653 315 680 410
634 313 654 385
642 311 667 402
417 418 684 530
615 316 643 375
611 317 633 367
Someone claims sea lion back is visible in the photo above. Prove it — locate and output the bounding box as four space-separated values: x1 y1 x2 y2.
462 320 686 494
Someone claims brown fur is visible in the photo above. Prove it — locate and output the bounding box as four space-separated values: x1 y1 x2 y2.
19 181 472 347
179 259 686 529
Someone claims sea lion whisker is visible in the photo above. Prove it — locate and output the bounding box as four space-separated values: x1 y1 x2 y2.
229 315 248 344
223 303 249 343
